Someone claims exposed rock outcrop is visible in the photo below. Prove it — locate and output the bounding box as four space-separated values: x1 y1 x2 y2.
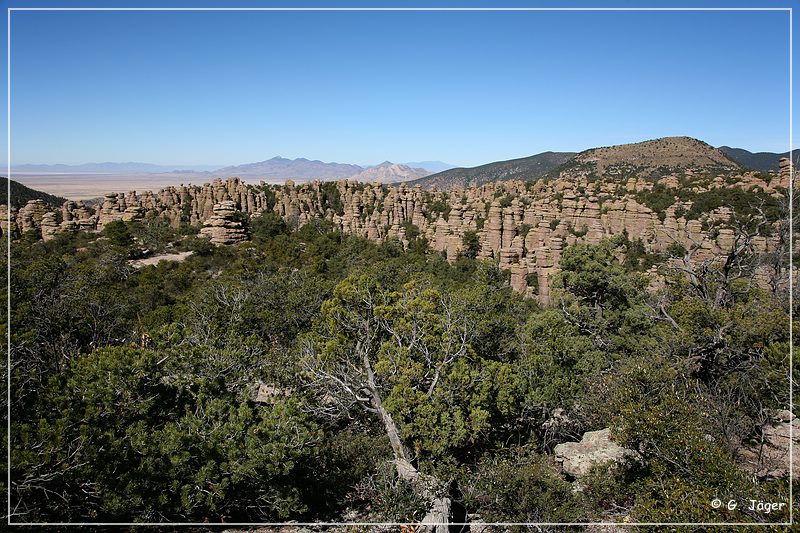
779 157 794 188
554 428 637 478
0 204 17 239
40 211 60 241
200 200 248 245
737 410 799 480
2 161 791 304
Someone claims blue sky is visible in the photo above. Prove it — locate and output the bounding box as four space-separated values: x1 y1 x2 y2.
1 1 796 168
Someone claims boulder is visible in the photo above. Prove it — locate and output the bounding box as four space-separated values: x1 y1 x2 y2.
40 211 60 241
554 428 636 478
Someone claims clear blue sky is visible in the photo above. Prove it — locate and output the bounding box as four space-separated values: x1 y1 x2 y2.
1 1 796 168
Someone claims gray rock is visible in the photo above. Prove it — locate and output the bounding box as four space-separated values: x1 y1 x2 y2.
554 428 635 478
738 414 799 480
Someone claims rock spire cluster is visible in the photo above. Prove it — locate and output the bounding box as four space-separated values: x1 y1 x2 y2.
3 161 792 302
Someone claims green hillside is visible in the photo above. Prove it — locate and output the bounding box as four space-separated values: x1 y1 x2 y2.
407 151 576 190
717 146 797 173
0 177 67 209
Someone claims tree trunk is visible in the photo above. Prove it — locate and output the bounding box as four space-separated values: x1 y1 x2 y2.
363 351 453 531
420 497 452 533
364 350 410 462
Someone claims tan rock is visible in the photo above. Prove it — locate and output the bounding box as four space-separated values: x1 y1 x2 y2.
200 201 248 245
554 428 637 478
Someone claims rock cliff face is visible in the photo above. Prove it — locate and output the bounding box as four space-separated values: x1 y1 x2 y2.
737 410 799 480
3 160 792 303
265 161 789 302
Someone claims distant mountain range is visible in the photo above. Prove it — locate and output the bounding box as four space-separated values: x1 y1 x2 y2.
212 157 434 183
11 143 791 189
213 157 363 181
11 158 448 183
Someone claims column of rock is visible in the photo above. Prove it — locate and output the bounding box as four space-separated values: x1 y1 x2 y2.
501 208 516 249
59 201 79 233
0 205 18 239
40 212 61 241
536 237 564 306
97 193 123 229
200 200 248 245
778 158 793 189
431 217 450 253
481 201 503 259
510 262 529 296
16 199 49 234
506 235 528 294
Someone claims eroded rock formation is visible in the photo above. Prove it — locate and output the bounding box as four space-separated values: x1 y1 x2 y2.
200 200 248 245
2 163 792 303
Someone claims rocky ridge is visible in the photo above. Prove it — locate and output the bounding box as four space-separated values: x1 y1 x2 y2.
3 150 792 303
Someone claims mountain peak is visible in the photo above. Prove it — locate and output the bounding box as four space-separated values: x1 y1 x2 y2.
214 157 362 181
566 136 741 177
349 162 430 184
408 136 745 190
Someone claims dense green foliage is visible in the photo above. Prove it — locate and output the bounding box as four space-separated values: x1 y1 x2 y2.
319 182 344 216
8 210 792 526
682 187 783 223
635 183 675 221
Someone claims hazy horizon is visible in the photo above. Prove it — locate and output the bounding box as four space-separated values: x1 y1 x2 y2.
5 4 794 168
3 137 795 171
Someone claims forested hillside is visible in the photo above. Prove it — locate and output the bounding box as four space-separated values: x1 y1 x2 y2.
0 177 67 209
409 151 575 189
718 146 799 173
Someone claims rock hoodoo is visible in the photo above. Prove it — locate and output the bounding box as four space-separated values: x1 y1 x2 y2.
200 200 248 245
2 158 792 303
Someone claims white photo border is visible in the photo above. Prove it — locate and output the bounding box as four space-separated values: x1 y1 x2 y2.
5 4 794 528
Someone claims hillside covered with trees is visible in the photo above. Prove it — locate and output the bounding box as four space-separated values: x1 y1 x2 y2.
0 177 67 209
